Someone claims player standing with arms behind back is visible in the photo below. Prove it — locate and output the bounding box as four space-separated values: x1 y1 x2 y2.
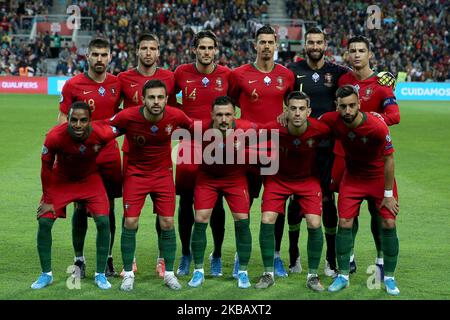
229 24 294 278
58 38 122 278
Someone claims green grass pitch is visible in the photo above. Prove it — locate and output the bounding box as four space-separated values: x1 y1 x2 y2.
0 94 449 300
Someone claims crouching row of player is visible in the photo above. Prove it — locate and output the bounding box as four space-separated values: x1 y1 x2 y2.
32 80 400 295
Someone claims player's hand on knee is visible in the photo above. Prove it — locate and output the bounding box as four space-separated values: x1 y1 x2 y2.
380 197 399 216
377 71 396 90
37 202 55 219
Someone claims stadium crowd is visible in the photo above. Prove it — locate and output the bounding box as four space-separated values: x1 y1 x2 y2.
0 0 448 81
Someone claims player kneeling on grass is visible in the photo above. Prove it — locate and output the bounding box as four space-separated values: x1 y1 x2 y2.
188 96 253 289
256 91 328 291
320 85 400 296
32 102 121 290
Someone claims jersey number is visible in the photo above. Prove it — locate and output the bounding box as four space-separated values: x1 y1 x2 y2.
185 87 197 100
133 90 139 104
84 98 96 112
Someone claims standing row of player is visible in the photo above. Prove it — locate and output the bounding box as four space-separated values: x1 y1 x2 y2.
32 25 400 295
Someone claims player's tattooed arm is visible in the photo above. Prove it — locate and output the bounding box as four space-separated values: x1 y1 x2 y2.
377 71 396 90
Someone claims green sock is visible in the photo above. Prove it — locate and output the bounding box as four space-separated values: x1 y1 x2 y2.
235 219 252 271
93 215 110 273
37 218 55 273
336 227 353 275
307 227 323 274
160 228 177 272
259 222 275 272
121 225 137 272
370 209 383 257
191 222 208 269
350 217 359 256
382 227 399 277
72 206 88 257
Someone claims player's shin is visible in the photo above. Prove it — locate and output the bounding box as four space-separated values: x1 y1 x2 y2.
121 224 137 272
37 218 55 273
210 195 225 258
235 219 252 271
259 222 275 272
191 222 208 268
307 227 323 274
93 215 110 273
287 199 302 266
178 194 194 256
274 214 285 253
335 227 352 275
160 228 177 271
368 202 383 258
72 205 88 257
381 227 399 277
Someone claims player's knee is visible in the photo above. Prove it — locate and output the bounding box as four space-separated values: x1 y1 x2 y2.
94 215 110 229
261 212 277 224
305 215 321 229
159 216 174 230
123 217 139 230
381 218 396 229
338 218 353 229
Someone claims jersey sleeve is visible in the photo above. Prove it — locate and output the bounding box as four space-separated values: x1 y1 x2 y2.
176 108 194 130
228 70 241 105
108 109 128 132
59 80 74 115
379 87 400 126
93 121 123 144
317 111 337 128
41 132 57 203
376 120 395 156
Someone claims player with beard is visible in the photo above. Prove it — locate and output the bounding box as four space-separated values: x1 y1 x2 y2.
286 28 395 277
110 80 193 291
173 31 231 277
333 36 400 277
58 38 122 278
118 33 176 278
229 24 295 278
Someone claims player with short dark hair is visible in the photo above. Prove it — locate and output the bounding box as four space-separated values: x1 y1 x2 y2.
321 85 400 296
31 102 121 290
188 96 255 289
286 28 396 277
173 30 231 277
110 79 193 291
255 92 328 291
58 37 122 278
118 32 176 278
229 24 295 278
333 35 400 276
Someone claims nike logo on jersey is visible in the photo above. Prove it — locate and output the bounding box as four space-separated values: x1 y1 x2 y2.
248 80 258 84
186 80 196 83
296 75 306 78
130 84 138 87
83 90 93 94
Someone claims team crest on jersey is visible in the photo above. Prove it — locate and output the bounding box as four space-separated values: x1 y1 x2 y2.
306 138 315 147
42 145 48 155
79 145 87 153
98 86 106 96
110 87 116 95
276 76 284 90
150 125 159 134
165 124 173 135
324 73 333 87
365 87 373 97
264 76 272 86
348 132 356 141
293 138 301 147
354 84 360 92
312 72 320 83
215 77 224 91
93 144 101 153
360 136 369 144
386 134 392 143
202 77 210 87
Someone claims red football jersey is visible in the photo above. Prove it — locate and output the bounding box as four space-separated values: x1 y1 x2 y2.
229 63 294 123
109 106 193 176
118 68 175 109
320 112 394 178
263 119 331 180
41 121 120 202
198 119 257 177
174 63 231 121
338 72 400 126
60 73 121 120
